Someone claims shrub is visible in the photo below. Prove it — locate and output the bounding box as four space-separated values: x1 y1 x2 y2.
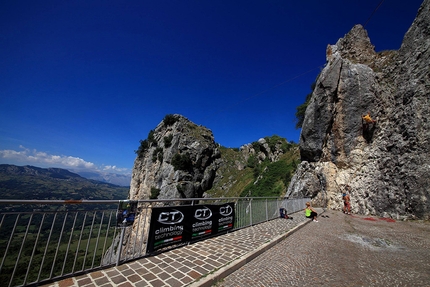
247 155 257 168
135 139 149 157
265 135 285 152
171 153 192 171
251 141 261 152
152 147 164 163
147 130 156 145
164 134 173 148
150 187 160 199
163 114 179 127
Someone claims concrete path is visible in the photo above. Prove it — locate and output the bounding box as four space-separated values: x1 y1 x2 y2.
214 210 430 287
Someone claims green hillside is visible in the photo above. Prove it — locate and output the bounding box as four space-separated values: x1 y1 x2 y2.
206 137 300 198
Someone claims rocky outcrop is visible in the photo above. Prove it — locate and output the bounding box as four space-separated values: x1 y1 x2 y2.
129 115 221 200
287 0 430 219
240 137 289 165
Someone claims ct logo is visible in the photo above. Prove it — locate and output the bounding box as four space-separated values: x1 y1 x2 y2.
194 207 212 220
219 205 233 216
158 209 184 224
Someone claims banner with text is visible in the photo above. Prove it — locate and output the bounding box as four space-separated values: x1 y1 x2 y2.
147 202 235 253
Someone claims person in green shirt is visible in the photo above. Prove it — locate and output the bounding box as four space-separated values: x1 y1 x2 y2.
305 202 318 222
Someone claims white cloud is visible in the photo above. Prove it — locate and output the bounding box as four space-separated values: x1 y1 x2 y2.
0 146 126 173
102 165 129 173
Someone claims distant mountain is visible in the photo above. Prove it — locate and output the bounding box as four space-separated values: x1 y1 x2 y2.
0 164 129 200
75 170 131 187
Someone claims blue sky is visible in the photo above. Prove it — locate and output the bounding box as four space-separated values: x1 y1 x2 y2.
0 0 423 178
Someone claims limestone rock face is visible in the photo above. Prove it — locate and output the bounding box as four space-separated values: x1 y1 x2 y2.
288 0 430 219
129 115 221 200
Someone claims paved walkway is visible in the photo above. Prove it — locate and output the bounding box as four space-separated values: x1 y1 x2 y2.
42 210 311 287
42 209 430 287
214 210 430 287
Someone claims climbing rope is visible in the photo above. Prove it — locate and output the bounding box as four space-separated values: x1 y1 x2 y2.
363 0 386 28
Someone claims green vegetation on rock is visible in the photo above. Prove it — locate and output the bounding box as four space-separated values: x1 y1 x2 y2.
206 136 299 198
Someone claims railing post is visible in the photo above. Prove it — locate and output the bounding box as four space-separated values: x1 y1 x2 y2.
265 199 268 221
249 199 253 226
116 226 126 266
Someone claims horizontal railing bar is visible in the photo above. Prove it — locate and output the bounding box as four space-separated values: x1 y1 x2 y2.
0 197 287 205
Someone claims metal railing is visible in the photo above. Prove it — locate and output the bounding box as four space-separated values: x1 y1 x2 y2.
0 197 308 287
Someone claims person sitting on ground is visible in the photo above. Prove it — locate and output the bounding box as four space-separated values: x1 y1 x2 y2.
305 202 318 222
279 208 288 218
280 208 292 219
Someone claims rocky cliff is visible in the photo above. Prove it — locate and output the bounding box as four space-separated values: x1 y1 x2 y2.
287 0 430 219
129 114 221 200
130 115 294 200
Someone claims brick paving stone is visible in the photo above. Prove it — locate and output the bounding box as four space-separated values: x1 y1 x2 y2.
156 262 169 269
165 277 183 287
105 269 120 277
134 280 150 287
115 264 129 271
164 266 176 273
188 270 202 279
148 266 162 274
110 275 127 285
205 258 222 267
133 267 147 275
93 277 110 286
180 276 194 285
58 278 74 287
121 268 135 276
148 279 165 287
193 266 209 275
169 261 184 268
171 271 186 280
75 277 92 286
139 261 156 269
157 271 171 280
141 272 157 281
179 265 192 273
183 260 197 268
89 271 104 279
147 257 163 264
127 262 142 269
127 274 143 283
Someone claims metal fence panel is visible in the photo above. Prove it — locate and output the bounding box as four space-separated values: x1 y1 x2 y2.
0 197 308 286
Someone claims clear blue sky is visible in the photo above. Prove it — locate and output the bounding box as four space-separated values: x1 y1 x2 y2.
0 0 424 177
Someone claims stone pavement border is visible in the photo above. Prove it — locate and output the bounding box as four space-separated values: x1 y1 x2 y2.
41 209 318 287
